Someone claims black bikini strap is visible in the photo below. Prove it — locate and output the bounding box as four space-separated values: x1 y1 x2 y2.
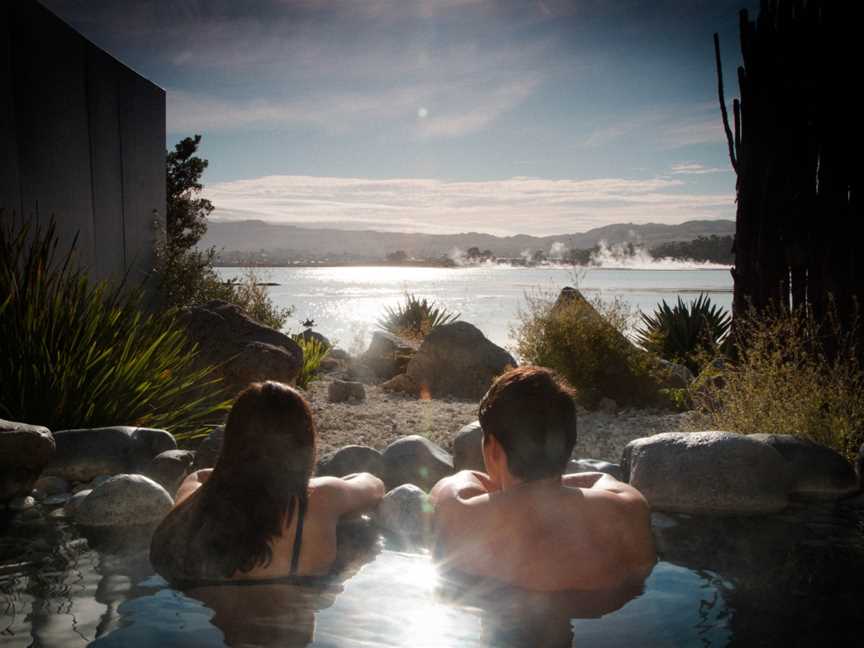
290 494 307 575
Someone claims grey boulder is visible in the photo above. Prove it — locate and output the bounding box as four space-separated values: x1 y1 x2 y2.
143 449 196 495
73 474 174 527
750 434 859 498
381 435 454 491
452 421 485 472
0 418 56 503
405 322 516 400
621 431 791 514
45 427 176 482
317 445 385 479
376 484 432 539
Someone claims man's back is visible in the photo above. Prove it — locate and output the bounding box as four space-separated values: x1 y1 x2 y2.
432 471 656 592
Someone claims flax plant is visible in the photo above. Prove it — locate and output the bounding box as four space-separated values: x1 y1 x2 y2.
0 215 229 436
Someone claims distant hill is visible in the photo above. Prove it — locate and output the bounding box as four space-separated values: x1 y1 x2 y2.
200 219 735 261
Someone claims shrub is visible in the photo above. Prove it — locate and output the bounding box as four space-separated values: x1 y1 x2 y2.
377 293 459 341
513 288 667 409
292 336 330 389
153 222 292 330
0 216 230 436
635 294 730 374
695 305 864 462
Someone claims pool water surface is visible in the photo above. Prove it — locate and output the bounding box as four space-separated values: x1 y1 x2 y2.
2 497 863 647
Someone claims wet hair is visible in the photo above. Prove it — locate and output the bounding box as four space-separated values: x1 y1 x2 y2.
151 381 316 581
479 366 577 481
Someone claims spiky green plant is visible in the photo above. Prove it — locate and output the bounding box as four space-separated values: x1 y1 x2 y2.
292 336 330 389
635 294 731 373
377 293 459 341
0 215 230 437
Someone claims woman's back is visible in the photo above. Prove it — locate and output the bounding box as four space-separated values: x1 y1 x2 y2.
149 381 384 585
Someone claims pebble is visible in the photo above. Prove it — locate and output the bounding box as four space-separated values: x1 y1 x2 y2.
8 495 36 511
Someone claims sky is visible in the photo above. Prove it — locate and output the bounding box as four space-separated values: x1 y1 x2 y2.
44 0 756 236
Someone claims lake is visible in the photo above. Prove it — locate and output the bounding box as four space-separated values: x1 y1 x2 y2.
216 265 733 352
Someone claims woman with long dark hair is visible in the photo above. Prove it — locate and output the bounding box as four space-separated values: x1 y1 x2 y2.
150 381 384 583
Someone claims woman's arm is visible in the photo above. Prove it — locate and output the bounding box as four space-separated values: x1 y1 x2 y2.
174 469 213 505
311 473 385 516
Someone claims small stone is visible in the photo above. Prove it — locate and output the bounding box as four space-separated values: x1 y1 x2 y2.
380 373 418 395
8 495 35 511
328 380 367 403
43 493 72 506
598 397 618 415
376 484 432 539
33 475 70 497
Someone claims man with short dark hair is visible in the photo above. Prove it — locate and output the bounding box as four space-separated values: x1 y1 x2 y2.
431 366 655 592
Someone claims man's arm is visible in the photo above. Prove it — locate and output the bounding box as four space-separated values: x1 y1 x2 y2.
430 470 498 506
311 472 385 516
562 471 648 505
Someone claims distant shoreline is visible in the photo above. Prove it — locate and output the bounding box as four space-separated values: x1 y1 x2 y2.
215 261 733 271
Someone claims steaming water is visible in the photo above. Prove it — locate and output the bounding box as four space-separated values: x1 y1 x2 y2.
215 265 732 351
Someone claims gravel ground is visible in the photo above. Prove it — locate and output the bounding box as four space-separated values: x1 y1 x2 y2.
304 377 701 464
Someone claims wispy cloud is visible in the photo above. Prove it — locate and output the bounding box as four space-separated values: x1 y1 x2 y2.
583 104 727 151
206 174 734 236
168 76 540 138
670 162 727 175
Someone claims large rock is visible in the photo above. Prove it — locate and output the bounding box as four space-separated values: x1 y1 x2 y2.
750 434 859 498
376 484 432 539
360 331 418 380
381 435 454 491
453 421 485 472
73 474 174 527
317 445 385 479
0 419 55 503
45 427 176 482
143 450 196 495
621 431 791 514
328 380 366 403
405 322 516 400
178 300 303 396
